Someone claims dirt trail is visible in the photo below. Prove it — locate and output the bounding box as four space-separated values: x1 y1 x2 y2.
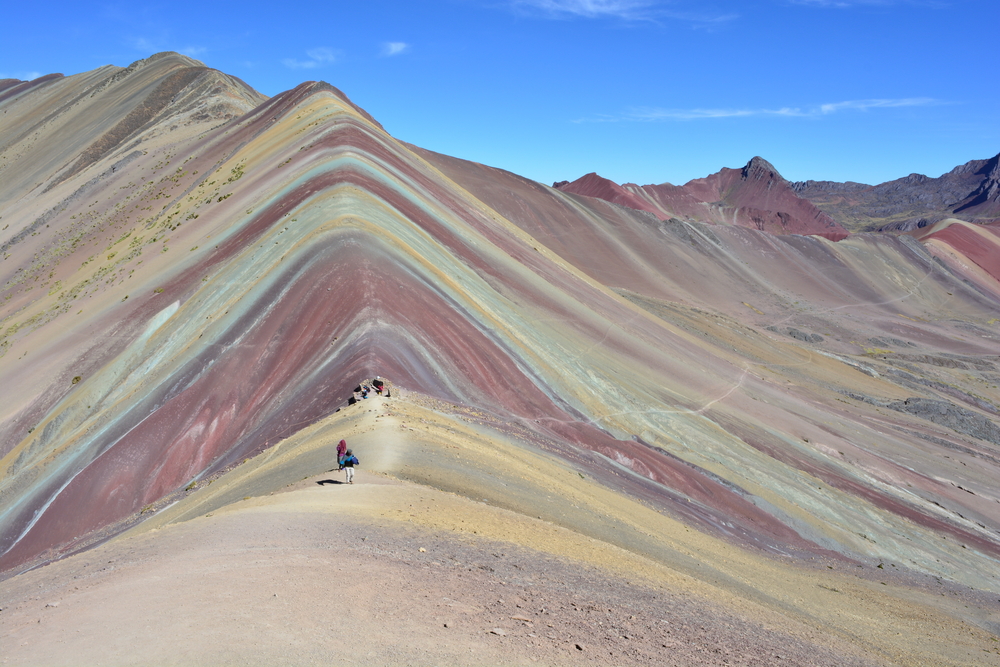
0 475 880 667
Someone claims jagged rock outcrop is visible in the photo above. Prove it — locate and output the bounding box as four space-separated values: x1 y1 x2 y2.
954 153 1000 216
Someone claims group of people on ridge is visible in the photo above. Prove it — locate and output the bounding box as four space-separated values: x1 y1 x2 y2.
358 377 386 400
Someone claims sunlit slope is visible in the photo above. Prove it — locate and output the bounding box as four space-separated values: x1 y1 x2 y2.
914 218 1000 293
1 54 999 609
0 52 263 209
418 148 1000 590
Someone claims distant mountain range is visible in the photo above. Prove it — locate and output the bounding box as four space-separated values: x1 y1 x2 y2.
793 153 1000 231
555 152 1000 236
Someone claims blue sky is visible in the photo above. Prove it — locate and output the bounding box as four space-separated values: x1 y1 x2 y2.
3 0 998 186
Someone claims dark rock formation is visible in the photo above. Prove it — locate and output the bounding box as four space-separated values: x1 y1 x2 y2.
888 397 1000 446
792 153 1000 231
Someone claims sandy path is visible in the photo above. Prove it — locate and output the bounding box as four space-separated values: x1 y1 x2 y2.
2 473 887 667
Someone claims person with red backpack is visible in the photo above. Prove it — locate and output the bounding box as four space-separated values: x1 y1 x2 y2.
336 439 348 469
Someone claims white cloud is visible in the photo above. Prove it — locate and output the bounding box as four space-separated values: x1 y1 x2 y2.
381 42 409 56
0 71 42 81
282 47 339 69
576 97 941 122
630 107 796 120
790 0 897 6
511 1 737 25
512 0 657 19
818 98 938 113
129 37 159 52
126 36 205 59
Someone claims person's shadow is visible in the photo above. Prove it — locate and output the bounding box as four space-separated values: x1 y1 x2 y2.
316 478 343 485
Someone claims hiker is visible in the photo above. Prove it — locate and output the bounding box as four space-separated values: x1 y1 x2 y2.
342 449 359 484
336 439 347 469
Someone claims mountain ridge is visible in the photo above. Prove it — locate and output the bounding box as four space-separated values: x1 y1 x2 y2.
792 152 1000 230
555 156 850 240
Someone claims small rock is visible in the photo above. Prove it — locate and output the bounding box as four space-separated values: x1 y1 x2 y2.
512 615 532 623
575 643 584 651
418 547 426 552
490 628 507 636
45 602 60 608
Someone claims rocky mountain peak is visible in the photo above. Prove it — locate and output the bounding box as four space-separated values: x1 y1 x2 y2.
954 152 1000 214
741 156 783 184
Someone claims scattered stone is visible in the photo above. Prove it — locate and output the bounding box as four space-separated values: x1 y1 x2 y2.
44 602 60 608
575 643 584 651
490 628 507 636
418 547 426 552
512 615 532 623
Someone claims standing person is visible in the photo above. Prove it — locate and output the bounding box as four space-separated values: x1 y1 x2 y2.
336 439 348 469
342 449 359 484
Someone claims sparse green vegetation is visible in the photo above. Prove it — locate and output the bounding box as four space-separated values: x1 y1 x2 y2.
226 163 245 183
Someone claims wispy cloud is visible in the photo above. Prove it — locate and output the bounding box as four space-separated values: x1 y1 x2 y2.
816 98 938 113
789 0 898 6
512 0 658 19
510 1 737 26
381 42 409 57
125 36 206 59
129 36 159 53
0 70 42 81
576 97 942 122
282 47 339 69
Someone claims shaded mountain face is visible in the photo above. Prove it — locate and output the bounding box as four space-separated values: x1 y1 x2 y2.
792 153 1000 231
2 52 1000 626
555 157 850 240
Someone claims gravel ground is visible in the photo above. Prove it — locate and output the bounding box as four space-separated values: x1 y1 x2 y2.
1 481 888 667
